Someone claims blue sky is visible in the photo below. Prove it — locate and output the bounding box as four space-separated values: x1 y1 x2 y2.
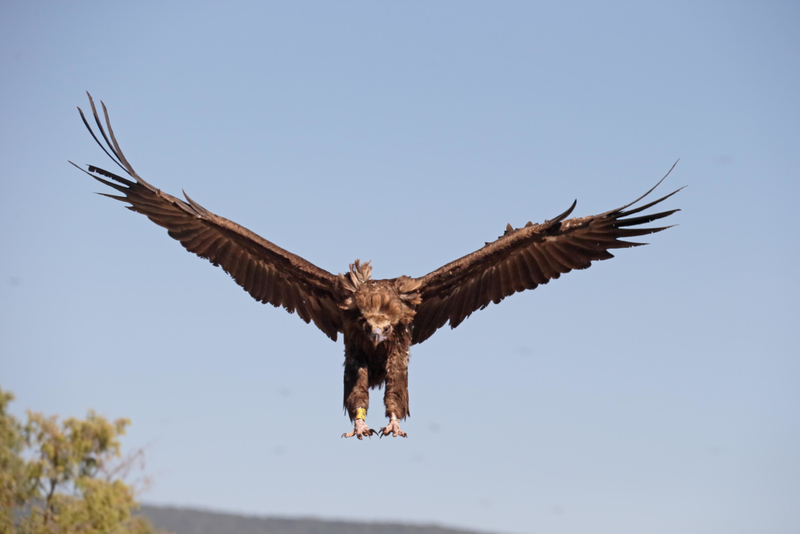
1 2 798 533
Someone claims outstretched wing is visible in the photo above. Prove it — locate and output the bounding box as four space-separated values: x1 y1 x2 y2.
410 167 682 344
71 93 343 341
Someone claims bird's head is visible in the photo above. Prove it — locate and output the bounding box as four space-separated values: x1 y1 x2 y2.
350 282 406 348
364 315 393 347
337 262 421 348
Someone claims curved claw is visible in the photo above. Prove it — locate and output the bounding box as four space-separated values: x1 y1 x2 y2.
342 419 376 440
379 420 408 438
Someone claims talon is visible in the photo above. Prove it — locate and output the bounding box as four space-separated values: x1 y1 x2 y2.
342 418 375 440
379 419 407 438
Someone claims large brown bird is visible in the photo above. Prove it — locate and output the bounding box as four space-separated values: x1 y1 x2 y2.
72 94 681 440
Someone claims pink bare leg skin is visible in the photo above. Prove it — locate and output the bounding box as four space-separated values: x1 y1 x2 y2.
380 413 407 438
342 417 376 440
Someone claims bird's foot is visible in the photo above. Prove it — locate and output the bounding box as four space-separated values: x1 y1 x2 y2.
380 419 407 438
341 418 377 440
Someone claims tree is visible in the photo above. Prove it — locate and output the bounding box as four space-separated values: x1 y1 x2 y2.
0 386 166 534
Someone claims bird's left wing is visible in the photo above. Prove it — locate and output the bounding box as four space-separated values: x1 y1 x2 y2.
410 169 682 344
71 93 343 341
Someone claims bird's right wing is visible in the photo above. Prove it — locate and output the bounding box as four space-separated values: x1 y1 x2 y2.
72 93 343 341
409 169 682 345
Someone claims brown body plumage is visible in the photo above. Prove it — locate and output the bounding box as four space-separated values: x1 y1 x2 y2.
72 94 681 439
338 264 420 435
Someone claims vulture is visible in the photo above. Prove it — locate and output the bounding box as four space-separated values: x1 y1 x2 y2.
72 94 681 440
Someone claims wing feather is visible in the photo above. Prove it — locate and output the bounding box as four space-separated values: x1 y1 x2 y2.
72 94 343 341
509 256 527 292
519 249 546 284
410 168 682 344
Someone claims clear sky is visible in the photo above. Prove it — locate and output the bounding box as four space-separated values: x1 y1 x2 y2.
1 2 798 533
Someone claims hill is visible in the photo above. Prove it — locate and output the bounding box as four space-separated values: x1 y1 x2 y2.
139 505 497 534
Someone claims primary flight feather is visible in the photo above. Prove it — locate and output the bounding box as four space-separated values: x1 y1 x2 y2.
72 93 681 439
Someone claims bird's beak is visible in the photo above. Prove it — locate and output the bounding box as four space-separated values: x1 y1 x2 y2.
371 327 387 347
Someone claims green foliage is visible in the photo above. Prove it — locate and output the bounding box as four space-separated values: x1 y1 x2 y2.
1 388 37 530
0 386 165 534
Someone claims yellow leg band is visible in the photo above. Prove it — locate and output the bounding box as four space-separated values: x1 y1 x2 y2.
355 408 366 420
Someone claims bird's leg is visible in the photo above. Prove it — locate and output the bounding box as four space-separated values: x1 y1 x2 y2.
380 346 409 438
342 407 376 440
342 361 376 439
380 413 407 438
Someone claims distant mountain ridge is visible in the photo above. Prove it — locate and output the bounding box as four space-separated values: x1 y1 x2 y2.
139 505 498 534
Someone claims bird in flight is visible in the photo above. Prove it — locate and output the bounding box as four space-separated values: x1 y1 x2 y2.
72 93 681 440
